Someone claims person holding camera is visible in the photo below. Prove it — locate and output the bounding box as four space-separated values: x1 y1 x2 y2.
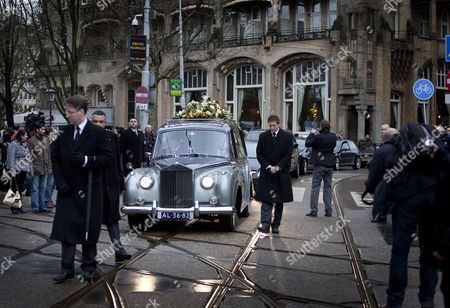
305 120 337 217
6 129 32 214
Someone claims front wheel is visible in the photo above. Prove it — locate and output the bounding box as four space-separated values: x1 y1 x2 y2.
334 157 341 171
219 212 236 231
353 157 361 170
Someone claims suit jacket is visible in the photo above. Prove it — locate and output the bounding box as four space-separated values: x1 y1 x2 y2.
120 127 144 174
103 130 125 224
50 120 112 244
255 129 293 203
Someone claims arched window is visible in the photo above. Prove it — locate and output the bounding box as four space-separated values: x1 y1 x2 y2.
283 60 328 132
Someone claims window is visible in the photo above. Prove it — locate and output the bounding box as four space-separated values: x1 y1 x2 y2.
420 66 431 80
367 60 373 89
420 8 430 37
442 10 449 39
390 93 401 129
96 89 105 106
328 0 337 29
389 11 399 39
61 0 68 10
280 2 291 35
437 62 450 89
223 11 234 41
174 69 208 115
251 6 260 20
348 13 357 30
311 0 321 31
236 64 263 86
297 2 305 34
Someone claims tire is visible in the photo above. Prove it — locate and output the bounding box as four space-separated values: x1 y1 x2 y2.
128 214 148 231
239 203 250 217
291 162 300 178
334 157 341 171
353 157 361 170
219 212 236 231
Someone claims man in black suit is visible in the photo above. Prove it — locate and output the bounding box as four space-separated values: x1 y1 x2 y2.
120 118 144 175
91 110 131 263
255 115 293 233
51 96 112 283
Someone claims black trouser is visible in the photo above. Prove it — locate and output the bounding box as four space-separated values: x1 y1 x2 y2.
106 222 127 256
61 242 97 274
12 171 27 194
260 202 283 228
442 264 450 308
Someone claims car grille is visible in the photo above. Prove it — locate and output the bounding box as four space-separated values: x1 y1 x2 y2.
159 164 194 208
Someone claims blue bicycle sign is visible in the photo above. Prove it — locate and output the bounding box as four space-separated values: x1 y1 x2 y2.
413 78 434 100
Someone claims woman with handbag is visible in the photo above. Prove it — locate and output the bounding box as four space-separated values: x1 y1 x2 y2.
6 129 32 214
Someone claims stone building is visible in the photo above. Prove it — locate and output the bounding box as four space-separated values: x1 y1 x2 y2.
38 0 450 142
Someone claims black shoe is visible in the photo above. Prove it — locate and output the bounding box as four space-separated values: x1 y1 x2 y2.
18 208 27 213
39 208 51 213
77 271 95 282
325 212 332 217
53 272 74 284
10 208 19 214
257 225 270 233
115 252 132 263
305 212 317 217
271 226 279 233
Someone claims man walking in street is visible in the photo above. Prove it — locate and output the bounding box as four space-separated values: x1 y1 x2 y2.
91 111 131 263
51 96 112 283
120 118 144 175
28 124 52 213
255 115 293 233
305 120 337 217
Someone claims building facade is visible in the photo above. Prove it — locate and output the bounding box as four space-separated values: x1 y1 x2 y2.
39 0 450 142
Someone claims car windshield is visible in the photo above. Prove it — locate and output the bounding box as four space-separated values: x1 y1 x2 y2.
246 141 257 158
153 130 229 159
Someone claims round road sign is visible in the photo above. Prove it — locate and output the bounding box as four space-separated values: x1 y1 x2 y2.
135 86 149 104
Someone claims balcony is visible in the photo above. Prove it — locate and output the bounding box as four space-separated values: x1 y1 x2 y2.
274 28 330 43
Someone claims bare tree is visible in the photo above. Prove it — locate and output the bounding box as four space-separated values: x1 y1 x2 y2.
0 0 36 127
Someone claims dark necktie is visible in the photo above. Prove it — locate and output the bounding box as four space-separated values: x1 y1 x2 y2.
74 126 80 142
272 132 276 139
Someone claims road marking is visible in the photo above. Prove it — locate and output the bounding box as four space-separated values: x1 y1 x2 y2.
350 191 372 208
293 187 305 202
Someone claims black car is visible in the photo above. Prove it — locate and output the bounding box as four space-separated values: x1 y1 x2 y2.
299 138 361 172
245 129 300 191
334 139 361 170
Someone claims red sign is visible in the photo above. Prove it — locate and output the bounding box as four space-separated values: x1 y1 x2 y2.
135 86 149 104
446 72 450 91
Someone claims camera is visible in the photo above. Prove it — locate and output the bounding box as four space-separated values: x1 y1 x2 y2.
424 137 434 149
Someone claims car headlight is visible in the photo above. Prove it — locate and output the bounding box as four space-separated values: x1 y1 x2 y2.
139 176 154 189
201 175 215 189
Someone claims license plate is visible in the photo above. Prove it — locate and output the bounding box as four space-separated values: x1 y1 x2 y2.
157 211 193 220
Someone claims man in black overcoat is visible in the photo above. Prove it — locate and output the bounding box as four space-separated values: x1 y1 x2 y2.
120 118 144 175
91 111 131 263
255 115 293 233
51 96 112 283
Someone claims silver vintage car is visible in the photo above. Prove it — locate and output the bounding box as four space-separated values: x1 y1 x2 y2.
121 119 252 231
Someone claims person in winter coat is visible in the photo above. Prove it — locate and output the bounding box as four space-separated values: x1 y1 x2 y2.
51 96 112 283
91 111 131 263
120 118 144 175
255 115 293 234
305 120 336 217
6 129 32 214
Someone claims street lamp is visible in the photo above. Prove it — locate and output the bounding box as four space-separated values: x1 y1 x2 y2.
45 87 56 126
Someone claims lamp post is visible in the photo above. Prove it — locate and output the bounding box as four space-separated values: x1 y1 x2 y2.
179 0 185 108
44 88 56 126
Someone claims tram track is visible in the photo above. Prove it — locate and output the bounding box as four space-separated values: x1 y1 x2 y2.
333 176 378 308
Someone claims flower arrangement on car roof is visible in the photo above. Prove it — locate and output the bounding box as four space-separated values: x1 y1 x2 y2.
175 95 232 120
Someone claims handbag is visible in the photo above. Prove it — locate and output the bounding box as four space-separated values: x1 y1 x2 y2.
3 177 22 208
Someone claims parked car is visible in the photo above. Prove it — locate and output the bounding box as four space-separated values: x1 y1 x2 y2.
245 129 300 191
299 138 361 172
334 139 361 170
359 144 378 167
121 119 252 232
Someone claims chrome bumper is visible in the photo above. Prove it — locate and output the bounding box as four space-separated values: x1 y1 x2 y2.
121 200 235 217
